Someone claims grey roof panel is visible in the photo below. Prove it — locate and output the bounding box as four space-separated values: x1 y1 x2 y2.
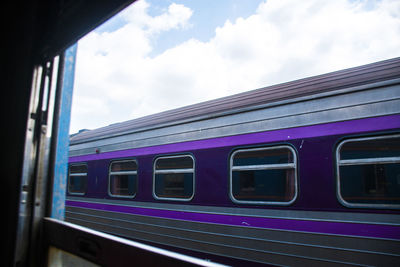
70 57 400 144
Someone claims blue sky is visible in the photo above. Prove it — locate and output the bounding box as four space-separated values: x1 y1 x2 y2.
96 0 263 56
70 0 400 133
146 0 262 54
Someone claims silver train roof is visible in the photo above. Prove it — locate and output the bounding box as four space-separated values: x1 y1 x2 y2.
70 57 400 145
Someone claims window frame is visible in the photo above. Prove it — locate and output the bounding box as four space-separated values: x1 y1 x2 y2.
336 133 400 209
153 154 195 201
229 145 298 205
68 163 88 196
108 159 138 198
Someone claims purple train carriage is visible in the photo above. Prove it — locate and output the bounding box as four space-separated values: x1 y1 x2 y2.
66 58 400 266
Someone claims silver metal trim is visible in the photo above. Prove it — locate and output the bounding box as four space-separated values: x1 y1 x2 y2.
229 145 298 206
232 163 296 171
66 196 400 226
155 169 194 174
339 157 400 166
69 173 88 176
336 134 400 209
109 171 138 175
153 154 195 202
108 159 138 199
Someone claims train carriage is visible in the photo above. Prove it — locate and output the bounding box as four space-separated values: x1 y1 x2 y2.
66 57 400 266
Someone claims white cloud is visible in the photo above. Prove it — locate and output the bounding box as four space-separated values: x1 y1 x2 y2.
70 0 400 133
119 0 192 34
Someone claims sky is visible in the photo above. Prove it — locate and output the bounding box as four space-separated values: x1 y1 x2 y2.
69 0 400 134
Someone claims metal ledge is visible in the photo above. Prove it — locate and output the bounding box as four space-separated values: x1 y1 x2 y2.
43 217 227 267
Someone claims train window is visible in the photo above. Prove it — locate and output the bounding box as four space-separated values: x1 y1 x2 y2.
68 164 88 195
230 146 297 205
153 155 195 201
337 134 400 208
109 160 138 198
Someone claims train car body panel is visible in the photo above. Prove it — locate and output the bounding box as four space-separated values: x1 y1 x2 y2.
65 201 399 266
66 58 400 266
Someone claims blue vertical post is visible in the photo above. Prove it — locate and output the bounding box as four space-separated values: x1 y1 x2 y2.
51 44 77 220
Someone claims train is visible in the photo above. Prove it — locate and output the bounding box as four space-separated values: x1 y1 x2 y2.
66 57 400 266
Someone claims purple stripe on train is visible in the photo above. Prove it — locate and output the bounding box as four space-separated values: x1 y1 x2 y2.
69 114 400 163
66 200 400 240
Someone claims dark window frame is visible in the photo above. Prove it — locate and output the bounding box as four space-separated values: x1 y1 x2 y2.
68 163 88 195
108 159 138 198
229 145 298 205
336 134 400 209
153 154 195 201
